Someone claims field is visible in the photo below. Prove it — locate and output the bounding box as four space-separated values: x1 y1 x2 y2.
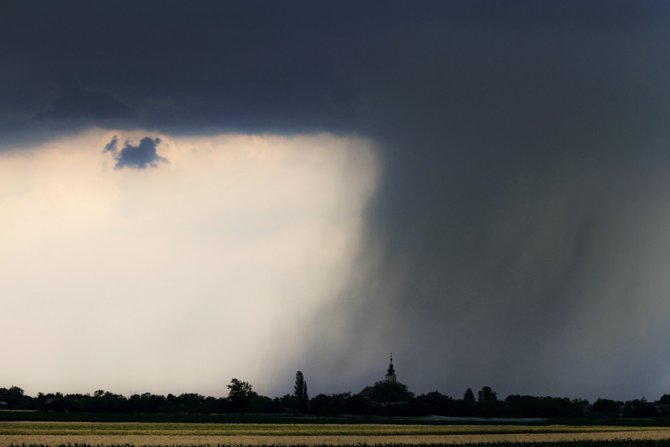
3 422 670 447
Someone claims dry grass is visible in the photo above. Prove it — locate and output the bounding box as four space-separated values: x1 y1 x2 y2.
2 422 670 446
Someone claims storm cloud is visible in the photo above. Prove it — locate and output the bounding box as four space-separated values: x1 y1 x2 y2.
2 0 670 399
37 81 131 122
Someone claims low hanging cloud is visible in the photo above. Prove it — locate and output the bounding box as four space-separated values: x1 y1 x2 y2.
104 136 167 169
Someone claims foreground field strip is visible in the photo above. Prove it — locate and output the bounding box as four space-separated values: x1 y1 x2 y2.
2 424 668 436
5 431 670 446
9 443 670 447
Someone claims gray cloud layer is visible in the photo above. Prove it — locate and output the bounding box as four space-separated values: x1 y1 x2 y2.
37 81 131 122
2 0 670 399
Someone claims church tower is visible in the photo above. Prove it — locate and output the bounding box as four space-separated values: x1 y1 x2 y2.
385 353 397 382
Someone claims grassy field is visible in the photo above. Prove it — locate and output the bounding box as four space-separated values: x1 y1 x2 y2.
3 422 670 446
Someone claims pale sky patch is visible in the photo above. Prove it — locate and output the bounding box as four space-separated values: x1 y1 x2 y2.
0 129 379 397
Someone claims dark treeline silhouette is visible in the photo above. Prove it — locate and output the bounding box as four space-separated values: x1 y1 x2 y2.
3 382 670 419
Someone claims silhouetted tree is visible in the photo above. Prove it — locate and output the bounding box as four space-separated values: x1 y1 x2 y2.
294 370 308 411
368 380 413 405
463 388 475 402
505 395 586 418
347 393 370 414
248 393 276 413
477 386 498 402
475 386 499 417
276 394 298 412
593 398 623 417
623 398 658 418
456 388 477 416
414 391 454 416
309 393 353 416
227 378 254 413
0 386 25 408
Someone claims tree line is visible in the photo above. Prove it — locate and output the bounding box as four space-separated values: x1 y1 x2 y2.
3 374 670 418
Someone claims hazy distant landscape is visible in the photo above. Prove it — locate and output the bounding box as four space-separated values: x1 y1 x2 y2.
4 376 670 446
3 379 670 420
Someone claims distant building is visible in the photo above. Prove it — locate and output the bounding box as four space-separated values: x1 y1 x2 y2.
359 354 412 406
359 353 400 397
385 353 397 383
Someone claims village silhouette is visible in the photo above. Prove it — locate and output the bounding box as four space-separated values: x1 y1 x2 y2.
2 354 669 420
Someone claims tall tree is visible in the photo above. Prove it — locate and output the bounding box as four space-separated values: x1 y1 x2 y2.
294 371 308 401
294 370 308 411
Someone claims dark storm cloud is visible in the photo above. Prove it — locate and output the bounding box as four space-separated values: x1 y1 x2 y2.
3 0 670 399
1 1 664 136
105 136 166 169
37 80 131 122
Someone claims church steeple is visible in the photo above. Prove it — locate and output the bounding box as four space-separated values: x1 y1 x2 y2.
385 353 397 382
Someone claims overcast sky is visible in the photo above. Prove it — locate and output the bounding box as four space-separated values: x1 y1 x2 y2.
2 0 670 400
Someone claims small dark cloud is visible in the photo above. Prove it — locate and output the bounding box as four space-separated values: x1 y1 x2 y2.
105 136 167 170
103 135 118 152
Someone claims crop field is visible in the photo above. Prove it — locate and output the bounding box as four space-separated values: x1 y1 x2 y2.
3 423 670 447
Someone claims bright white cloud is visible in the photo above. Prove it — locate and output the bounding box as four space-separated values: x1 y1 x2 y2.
0 129 379 396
